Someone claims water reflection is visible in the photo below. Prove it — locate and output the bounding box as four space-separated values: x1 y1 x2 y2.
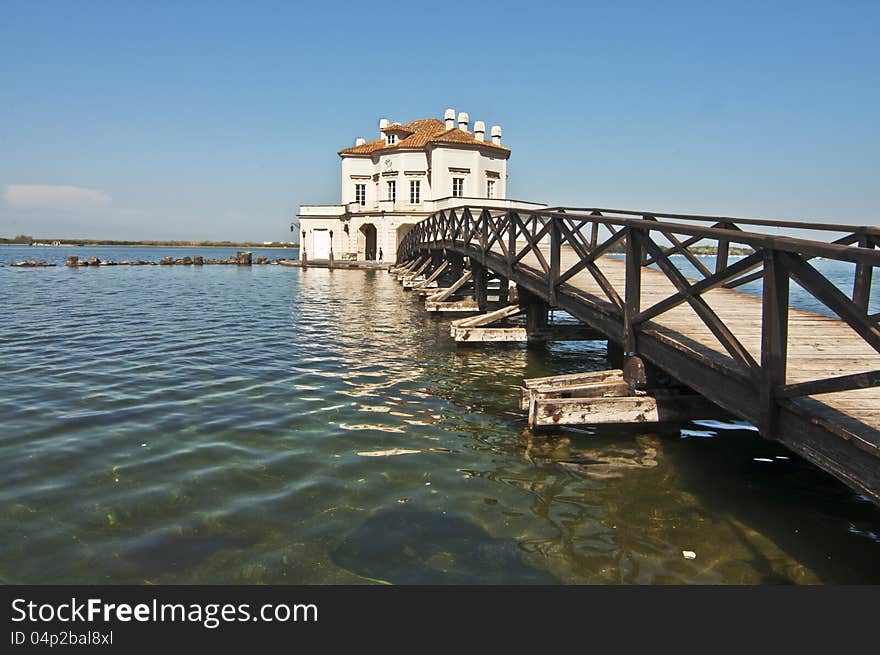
0 262 878 584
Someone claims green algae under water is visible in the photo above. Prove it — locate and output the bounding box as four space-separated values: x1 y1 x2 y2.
1 246 878 584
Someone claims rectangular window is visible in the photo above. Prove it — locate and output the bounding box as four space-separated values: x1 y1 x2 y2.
487 179 495 198
387 180 396 203
452 177 464 197
410 180 420 204
355 184 366 206
386 134 397 145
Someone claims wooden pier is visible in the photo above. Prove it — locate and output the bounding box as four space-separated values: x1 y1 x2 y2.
393 204 880 505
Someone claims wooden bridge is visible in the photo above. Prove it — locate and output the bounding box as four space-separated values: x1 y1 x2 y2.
394 204 880 505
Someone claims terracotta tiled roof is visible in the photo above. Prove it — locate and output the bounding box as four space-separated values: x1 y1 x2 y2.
338 117 509 156
381 123 413 134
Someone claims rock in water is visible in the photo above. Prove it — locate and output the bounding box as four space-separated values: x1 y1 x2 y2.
66 255 79 267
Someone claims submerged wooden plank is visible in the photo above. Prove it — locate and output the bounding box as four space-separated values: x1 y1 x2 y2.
453 326 529 343
520 379 632 410
523 369 625 389
529 393 729 427
425 299 479 313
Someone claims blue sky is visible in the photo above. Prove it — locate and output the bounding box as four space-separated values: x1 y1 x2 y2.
1 0 878 241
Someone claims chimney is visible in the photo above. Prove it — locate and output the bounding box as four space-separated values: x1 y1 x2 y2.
491 125 502 145
379 118 389 138
444 108 455 130
473 121 485 141
457 111 469 132
355 137 366 146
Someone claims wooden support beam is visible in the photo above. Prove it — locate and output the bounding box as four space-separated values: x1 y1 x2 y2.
471 259 489 310
401 257 431 281
411 260 448 290
760 250 789 437
449 253 464 280
395 256 424 277
426 271 472 302
527 325 605 342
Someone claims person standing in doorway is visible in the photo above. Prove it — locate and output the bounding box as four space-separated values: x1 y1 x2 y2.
378 248 383 262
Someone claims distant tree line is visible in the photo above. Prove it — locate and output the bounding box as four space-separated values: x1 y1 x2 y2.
0 236 299 248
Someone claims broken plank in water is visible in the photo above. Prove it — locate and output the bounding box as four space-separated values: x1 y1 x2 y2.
521 380 632 410
453 326 529 343
451 304 522 329
523 369 624 390
400 258 431 281
393 257 424 277
427 271 472 302
403 276 433 289
416 286 448 296
425 298 479 313
412 260 448 290
528 393 729 428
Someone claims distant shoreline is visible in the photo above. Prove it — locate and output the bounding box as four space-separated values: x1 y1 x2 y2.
0 242 299 249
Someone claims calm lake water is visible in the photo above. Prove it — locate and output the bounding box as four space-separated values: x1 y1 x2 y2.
1 245 878 584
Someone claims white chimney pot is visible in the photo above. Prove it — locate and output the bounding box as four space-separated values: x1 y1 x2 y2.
491 125 502 145
457 111 469 132
444 108 455 130
473 121 486 141
355 137 366 146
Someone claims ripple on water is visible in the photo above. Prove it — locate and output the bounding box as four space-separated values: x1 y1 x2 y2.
1 261 879 583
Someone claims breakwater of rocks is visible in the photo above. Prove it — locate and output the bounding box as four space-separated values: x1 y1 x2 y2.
6 251 289 268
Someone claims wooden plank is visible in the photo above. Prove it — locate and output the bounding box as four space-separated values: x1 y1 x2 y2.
401 257 431 281
427 271 472 302
412 260 448 290
529 393 730 428
524 369 625 389
520 380 632 410
425 299 479 313
452 326 528 343
451 304 522 329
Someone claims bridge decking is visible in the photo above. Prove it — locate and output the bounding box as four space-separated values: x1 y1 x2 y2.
546 249 880 454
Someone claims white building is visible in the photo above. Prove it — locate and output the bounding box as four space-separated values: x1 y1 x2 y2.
297 107 545 262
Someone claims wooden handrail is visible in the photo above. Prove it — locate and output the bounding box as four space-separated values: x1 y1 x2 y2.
397 203 880 431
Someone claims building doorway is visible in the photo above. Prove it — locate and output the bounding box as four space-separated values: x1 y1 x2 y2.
359 223 377 260
312 229 331 259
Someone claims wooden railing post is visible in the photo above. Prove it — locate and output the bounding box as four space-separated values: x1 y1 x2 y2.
590 211 602 249
853 233 874 312
480 210 489 265
760 249 790 437
716 222 732 273
507 212 517 277
623 226 645 387
549 216 561 307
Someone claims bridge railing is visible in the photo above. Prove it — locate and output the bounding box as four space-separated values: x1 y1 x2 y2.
398 205 880 433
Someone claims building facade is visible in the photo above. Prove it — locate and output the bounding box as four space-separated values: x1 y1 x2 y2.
297 108 544 263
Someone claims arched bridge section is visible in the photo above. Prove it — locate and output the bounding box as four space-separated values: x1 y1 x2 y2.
397 204 880 504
